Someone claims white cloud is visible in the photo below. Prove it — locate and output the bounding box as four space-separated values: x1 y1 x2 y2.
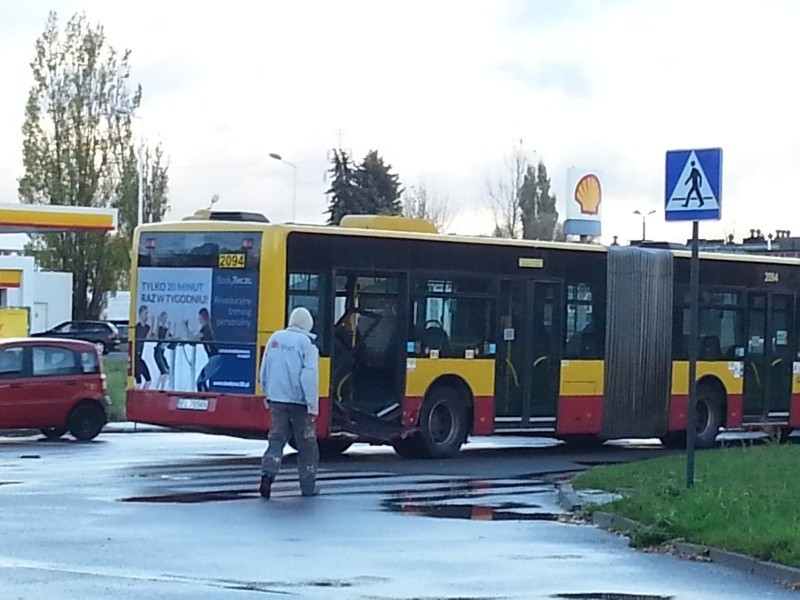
0 0 798 243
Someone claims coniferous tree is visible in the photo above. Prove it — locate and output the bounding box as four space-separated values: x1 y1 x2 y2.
326 148 402 224
519 161 559 241
355 150 402 217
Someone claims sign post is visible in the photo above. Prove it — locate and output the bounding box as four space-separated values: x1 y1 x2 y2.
664 147 722 488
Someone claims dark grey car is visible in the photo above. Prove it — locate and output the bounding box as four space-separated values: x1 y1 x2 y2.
32 321 120 355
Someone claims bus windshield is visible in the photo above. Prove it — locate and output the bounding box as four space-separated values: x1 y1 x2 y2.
134 231 262 394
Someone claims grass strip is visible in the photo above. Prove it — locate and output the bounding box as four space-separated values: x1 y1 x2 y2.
103 359 128 421
573 445 800 567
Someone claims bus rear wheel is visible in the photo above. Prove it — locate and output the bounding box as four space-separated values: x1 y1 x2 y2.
661 383 724 450
694 383 724 448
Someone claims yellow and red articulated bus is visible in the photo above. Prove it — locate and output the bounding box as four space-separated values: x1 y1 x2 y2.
125 212 800 458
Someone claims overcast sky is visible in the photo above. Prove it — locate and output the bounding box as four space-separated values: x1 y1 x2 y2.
1 0 798 247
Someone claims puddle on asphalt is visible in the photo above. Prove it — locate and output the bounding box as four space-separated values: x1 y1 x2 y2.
382 478 564 522
552 594 673 600
119 475 561 518
121 490 252 503
384 499 560 521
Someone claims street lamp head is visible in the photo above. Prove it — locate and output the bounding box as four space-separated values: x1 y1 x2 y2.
647 209 657 216
633 210 642 216
269 153 282 161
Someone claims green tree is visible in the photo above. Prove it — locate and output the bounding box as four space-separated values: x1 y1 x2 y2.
325 148 360 225
356 150 402 216
519 161 559 241
18 12 168 318
326 149 402 225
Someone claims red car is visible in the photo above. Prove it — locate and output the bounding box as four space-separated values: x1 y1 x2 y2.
0 338 110 441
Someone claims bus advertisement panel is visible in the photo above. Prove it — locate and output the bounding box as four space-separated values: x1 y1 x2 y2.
133 231 261 394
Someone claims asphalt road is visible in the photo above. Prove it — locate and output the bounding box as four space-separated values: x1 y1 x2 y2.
0 431 795 599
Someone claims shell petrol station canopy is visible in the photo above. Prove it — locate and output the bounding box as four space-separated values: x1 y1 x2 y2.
0 203 117 234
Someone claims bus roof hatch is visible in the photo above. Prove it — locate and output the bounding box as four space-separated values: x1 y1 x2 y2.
340 215 437 234
183 210 269 223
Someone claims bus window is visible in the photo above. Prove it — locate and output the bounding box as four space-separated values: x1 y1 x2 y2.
287 273 327 352
673 288 745 360
410 277 494 359
564 282 604 359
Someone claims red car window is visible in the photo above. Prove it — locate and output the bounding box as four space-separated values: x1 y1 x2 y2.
32 346 80 377
79 351 100 374
0 346 24 378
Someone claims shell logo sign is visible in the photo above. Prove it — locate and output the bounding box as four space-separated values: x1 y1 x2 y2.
574 173 602 215
564 168 602 237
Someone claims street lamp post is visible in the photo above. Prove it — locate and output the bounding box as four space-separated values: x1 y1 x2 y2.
114 108 144 227
633 209 656 241
269 152 298 222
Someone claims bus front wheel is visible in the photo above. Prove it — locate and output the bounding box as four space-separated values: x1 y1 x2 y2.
416 386 468 459
317 439 353 458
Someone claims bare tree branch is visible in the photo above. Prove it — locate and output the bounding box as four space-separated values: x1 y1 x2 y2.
486 140 528 238
402 181 452 232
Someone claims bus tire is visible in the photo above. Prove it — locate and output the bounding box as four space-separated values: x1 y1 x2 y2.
660 431 686 449
317 439 353 458
695 383 724 449
416 385 468 459
392 436 425 459
560 434 605 450
661 384 724 449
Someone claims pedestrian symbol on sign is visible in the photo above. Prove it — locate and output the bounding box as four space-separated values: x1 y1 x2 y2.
683 161 707 207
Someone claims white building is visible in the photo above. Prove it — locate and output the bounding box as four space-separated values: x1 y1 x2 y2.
0 253 72 334
102 290 131 323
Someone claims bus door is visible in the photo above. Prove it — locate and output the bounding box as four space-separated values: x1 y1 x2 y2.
742 292 794 422
330 272 408 435
495 279 562 431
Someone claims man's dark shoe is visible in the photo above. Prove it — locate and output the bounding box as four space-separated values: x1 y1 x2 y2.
259 476 273 499
300 485 318 497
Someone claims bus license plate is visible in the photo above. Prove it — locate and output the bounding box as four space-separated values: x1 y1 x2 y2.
176 398 210 411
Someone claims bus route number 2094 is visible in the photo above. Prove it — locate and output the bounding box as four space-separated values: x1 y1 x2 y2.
218 253 246 269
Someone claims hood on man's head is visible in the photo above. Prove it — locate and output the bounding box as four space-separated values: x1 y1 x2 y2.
288 307 314 333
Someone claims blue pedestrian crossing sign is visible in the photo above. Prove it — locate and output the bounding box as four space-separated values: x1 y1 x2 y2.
664 148 722 222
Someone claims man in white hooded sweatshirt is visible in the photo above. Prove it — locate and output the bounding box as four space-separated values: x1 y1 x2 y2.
259 307 320 498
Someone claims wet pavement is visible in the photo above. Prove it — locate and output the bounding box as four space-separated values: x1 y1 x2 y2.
0 431 796 599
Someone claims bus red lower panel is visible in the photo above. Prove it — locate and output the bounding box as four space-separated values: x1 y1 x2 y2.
126 391 332 437
667 394 744 431
402 397 423 427
473 396 493 435
556 396 603 435
790 395 800 428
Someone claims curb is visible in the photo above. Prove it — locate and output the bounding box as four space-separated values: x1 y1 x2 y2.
103 422 172 434
1 424 173 438
556 482 584 512
585 510 800 588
